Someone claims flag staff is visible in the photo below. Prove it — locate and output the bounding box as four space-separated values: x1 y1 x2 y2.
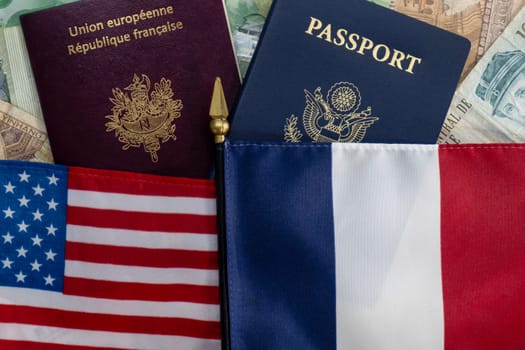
209 76 231 350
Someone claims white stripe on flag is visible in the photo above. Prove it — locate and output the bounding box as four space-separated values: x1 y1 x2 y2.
0 287 220 321
0 323 221 350
68 189 217 215
332 144 444 350
67 224 218 251
65 261 219 286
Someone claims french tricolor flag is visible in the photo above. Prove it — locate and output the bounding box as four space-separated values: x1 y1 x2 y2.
223 141 525 350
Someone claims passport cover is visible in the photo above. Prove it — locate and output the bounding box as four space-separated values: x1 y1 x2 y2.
21 0 240 178
229 0 470 144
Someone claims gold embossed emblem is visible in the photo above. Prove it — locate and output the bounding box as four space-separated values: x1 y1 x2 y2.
105 74 182 162
284 82 378 142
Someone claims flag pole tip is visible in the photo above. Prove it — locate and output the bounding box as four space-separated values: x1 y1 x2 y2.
209 77 229 144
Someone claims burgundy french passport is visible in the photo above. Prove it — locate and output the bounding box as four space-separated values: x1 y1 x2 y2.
21 0 240 178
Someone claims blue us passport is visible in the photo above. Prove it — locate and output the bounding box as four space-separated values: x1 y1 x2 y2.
229 0 470 144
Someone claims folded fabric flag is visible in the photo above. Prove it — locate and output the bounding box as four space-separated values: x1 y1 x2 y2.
223 141 525 350
0 161 219 349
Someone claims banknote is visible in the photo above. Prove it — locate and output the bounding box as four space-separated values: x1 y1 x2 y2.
438 6 525 143
389 0 485 81
0 0 78 118
224 0 272 77
0 99 52 162
369 0 395 8
477 0 525 60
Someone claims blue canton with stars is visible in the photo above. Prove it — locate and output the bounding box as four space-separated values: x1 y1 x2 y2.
0 161 68 292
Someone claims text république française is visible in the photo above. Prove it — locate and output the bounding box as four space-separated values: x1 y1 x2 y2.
65 6 182 56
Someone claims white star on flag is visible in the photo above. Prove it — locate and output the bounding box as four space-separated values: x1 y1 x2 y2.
15 271 27 282
16 246 28 258
2 232 14 244
30 260 42 271
3 207 15 218
18 171 30 183
31 235 43 247
32 209 44 221
32 184 45 196
47 198 58 210
18 196 30 207
46 224 57 236
1 257 13 269
47 174 59 185
4 182 15 193
17 221 29 232
44 249 57 261
43 274 55 286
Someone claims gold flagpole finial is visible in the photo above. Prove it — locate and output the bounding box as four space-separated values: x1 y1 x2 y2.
209 77 230 144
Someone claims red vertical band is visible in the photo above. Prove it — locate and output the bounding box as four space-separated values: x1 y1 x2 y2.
439 145 525 349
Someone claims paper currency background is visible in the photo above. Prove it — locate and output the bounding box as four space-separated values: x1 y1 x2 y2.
439 6 525 143
225 0 272 77
387 0 485 81
0 0 77 162
0 0 78 118
477 0 525 59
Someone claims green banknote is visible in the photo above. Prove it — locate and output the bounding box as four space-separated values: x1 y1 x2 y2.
438 6 525 143
225 0 272 77
0 0 78 118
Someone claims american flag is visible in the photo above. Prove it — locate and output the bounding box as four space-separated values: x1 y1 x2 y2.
0 161 220 349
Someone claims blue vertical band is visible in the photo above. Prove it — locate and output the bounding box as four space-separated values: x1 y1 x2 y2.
224 141 336 349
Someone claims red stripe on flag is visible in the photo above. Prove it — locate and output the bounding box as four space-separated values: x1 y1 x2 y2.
64 277 219 304
67 206 217 233
65 241 219 269
439 145 525 350
68 166 216 197
0 305 221 339
0 339 118 350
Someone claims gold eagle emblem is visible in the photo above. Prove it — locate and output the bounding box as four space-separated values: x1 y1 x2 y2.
105 74 183 162
284 82 378 142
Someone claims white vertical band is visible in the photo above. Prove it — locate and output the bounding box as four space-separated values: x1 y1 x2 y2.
331 143 443 350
